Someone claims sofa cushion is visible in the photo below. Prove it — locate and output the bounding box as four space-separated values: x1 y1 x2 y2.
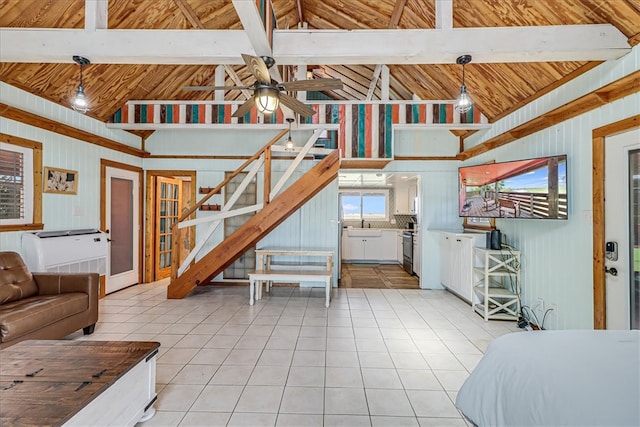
0 293 88 342
0 252 38 305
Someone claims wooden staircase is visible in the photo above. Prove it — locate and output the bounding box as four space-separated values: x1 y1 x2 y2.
167 138 339 299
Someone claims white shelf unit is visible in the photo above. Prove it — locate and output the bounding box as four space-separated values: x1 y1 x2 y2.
472 247 521 321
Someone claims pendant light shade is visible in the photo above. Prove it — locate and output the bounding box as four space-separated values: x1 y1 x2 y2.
71 55 90 114
255 85 279 115
454 55 473 113
285 118 295 151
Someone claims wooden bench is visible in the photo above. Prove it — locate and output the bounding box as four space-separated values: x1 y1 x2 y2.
248 269 332 307
498 198 520 217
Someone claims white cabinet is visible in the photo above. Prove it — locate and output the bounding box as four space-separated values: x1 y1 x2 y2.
408 185 417 214
379 230 398 261
394 184 410 214
396 231 403 264
394 182 417 214
472 248 521 321
343 235 366 259
342 230 398 262
438 231 485 303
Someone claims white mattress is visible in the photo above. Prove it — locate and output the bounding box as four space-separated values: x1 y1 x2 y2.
455 330 640 426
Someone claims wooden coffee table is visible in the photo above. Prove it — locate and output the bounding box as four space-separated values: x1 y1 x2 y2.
0 340 160 426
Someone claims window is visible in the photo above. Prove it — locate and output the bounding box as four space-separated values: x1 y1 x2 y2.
0 134 42 231
340 190 388 221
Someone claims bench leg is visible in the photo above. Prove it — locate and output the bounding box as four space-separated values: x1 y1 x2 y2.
249 280 255 306
325 278 331 308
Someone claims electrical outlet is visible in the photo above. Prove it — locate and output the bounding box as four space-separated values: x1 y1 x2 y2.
536 297 545 312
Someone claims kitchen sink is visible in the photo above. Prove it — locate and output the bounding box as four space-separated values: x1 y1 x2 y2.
347 228 382 237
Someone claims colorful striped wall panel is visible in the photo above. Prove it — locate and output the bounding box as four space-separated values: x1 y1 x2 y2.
109 101 488 159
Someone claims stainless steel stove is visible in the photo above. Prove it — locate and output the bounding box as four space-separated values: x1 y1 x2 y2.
402 231 413 274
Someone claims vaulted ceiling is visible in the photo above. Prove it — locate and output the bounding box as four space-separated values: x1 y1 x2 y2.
1 0 639 138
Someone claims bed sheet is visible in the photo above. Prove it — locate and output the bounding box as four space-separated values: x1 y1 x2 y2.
455 330 640 426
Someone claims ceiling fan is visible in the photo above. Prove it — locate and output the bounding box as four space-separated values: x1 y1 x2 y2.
183 54 343 118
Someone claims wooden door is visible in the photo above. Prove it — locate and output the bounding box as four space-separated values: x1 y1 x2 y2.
155 177 182 280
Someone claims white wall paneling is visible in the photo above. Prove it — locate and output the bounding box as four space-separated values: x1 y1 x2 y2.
0 119 142 252
460 44 640 329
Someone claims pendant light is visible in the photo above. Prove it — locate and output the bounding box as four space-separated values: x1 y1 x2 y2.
71 55 91 114
285 118 295 151
454 55 473 113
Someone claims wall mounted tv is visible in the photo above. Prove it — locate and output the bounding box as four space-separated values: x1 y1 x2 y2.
459 155 568 219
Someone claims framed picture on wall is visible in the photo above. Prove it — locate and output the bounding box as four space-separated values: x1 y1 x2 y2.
44 167 78 194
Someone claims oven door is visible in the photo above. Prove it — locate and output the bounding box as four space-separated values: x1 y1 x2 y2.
402 233 413 274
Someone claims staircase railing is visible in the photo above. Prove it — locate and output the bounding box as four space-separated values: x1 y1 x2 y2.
170 127 335 283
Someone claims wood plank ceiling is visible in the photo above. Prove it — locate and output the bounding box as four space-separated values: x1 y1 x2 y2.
1 0 639 137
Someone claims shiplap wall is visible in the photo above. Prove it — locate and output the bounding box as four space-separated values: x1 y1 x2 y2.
463 44 640 329
144 130 341 284
393 128 459 157
0 84 142 253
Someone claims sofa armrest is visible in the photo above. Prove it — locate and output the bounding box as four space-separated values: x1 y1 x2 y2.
33 272 99 299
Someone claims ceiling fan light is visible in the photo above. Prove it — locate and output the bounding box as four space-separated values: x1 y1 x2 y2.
455 84 473 113
254 86 279 115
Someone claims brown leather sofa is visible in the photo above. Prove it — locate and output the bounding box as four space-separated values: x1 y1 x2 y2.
0 251 99 349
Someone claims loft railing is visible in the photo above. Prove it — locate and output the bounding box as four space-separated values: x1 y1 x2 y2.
170 127 335 282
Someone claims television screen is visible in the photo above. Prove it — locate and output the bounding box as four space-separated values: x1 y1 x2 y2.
459 155 568 219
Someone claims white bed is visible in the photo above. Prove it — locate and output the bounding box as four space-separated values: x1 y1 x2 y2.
456 330 640 426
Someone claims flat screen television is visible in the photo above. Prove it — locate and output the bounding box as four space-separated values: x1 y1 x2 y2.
459 154 568 219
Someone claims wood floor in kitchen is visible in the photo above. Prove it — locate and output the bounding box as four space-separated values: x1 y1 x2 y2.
340 263 420 289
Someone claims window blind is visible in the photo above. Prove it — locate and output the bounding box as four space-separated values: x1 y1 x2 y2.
0 149 24 220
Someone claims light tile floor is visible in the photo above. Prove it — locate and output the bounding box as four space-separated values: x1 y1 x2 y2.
71 280 520 426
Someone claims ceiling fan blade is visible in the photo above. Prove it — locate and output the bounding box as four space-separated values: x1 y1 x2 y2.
241 53 271 85
232 97 256 118
279 93 316 118
280 78 343 91
182 85 251 91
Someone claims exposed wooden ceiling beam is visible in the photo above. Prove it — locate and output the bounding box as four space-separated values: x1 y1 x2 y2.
232 0 282 82
0 103 148 158
435 0 452 30
224 65 252 99
0 25 629 64
85 0 108 31
173 0 205 29
295 0 304 24
367 0 406 100
274 25 630 64
170 4 252 101
0 29 251 64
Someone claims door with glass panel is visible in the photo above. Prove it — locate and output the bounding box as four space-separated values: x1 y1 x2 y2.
605 129 639 330
155 177 182 280
105 167 140 294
